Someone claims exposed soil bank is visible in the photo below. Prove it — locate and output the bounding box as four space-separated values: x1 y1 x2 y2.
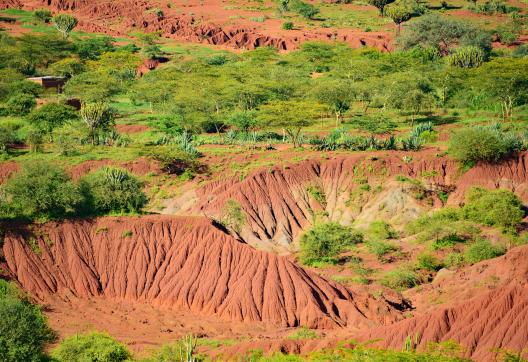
2 215 401 329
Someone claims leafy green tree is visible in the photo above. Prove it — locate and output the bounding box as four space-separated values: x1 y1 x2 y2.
27 103 78 140
462 187 524 230
291 1 320 19
257 100 324 148
227 111 258 132
312 81 355 126
80 167 148 214
367 0 396 16
300 222 363 265
49 57 85 78
402 89 434 125
397 15 490 55
52 332 131 362
53 14 78 39
3 162 84 220
74 36 115 60
0 126 16 153
80 102 115 144
5 93 36 116
0 296 54 362
385 3 413 32
474 58 528 120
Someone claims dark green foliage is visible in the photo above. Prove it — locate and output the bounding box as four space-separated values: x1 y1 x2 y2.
52 332 131 362
0 281 54 362
80 167 148 214
228 111 258 132
27 103 78 137
300 222 363 265
416 252 443 271
367 0 396 15
5 93 36 115
33 9 52 23
464 239 505 264
462 187 524 230
0 126 16 152
74 36 115 60
2 162 84 220
448 125 523 164
291 1 320 19
282 21 294 30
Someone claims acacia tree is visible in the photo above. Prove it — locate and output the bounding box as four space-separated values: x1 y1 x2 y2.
475 58 528 120
367 0 395 16
385 4 413 33
79 102 114 145
52 14 78 39
313 81 355 126
257 100 324 148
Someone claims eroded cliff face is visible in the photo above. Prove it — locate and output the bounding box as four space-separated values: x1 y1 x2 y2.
6 0 392 51
1 215 401 328
192 152 528 251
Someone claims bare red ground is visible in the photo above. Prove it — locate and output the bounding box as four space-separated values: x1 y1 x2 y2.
115 124 150 134
191 151 528 251
8 0 393 51
2 215 402 329
362 282 528 361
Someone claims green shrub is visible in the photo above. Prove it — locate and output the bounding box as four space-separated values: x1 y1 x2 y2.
448 125 523 165
444 252 465 269
380 267 419 291
219 199 245 234
5 93 36 116
416 252 443 271
3 162 84 220
366 221 397 241
142 335 199 362
80 167 148 215
300 222 363 265
27 103 78 138
0 126 16 153
0 287 54 362
447 46 485 68
282 22 294 30
462 187 524 230
464 239 505 264
291 1 320 19
287 327 318 340
33 9 52 23
52 332 131 362
365 240 399 260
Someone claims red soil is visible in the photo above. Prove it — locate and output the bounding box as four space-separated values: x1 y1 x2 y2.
0 161 19 183
192 151 528 251
9 0 392 51
362 283 528 361
1 215 402 329
115 123 150 134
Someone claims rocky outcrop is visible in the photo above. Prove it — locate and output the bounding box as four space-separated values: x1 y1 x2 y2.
2 215 401 328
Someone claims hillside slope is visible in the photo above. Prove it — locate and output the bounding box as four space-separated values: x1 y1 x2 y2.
2 215 401 328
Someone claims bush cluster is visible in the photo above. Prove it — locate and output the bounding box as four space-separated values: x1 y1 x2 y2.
300 222 363 265
0 162 148 220
449 124 524 165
